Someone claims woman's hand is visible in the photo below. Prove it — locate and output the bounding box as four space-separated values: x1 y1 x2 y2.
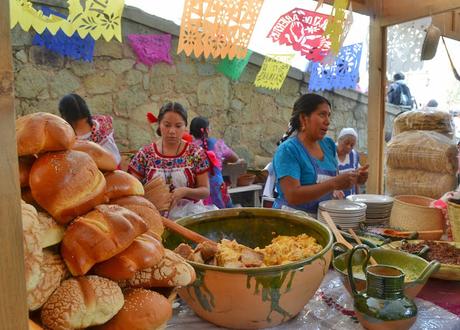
333 172 357 190
357 164 369 185
170 187 190 209
333 190 345 199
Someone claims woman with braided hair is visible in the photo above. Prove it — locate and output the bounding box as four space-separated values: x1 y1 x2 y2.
273 93 367 215
190 116 240 209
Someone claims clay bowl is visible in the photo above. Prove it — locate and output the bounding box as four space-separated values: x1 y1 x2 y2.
163 208 333 329
237 173 256 186
332 245 440 299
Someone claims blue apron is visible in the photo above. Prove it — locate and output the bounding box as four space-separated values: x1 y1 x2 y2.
338 150 357 197
274 138 337 214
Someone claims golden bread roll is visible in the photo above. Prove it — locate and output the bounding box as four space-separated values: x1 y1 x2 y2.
28 319 43 330
37 212 65 248
16 112 76 156
143 176 172 212
29 150 108 224
93 289 172 330
41 275 124 330
112 195 164 236
22 200 43 292
105 170 145 201
28 250 70 311
22 187 39 208
72 140 118 171
61 204 149 276
92 231 165 281
120 249 196 288
19 156 35 187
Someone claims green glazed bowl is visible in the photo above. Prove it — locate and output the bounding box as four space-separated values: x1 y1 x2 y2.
332 244 440 299
163 208 333 329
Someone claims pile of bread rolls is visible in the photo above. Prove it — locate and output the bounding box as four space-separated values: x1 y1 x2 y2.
17 112 196 330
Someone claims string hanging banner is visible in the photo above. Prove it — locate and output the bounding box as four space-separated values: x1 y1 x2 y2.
177 0 264 60
308 43 362 92
267 8 331 62
216 50 252 81
254 54 294 90
128 34 173 67
10 0 124 42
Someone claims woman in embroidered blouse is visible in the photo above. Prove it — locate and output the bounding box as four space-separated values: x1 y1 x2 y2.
190 116 240 209
128 102 210 208
58 93 121 165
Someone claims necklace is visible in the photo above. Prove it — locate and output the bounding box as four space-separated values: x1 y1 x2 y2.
161 140 182 192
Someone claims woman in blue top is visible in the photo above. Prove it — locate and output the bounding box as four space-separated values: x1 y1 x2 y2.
336 128 368 197
273 93 367 214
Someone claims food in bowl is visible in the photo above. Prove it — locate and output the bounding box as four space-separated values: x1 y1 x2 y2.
175 234 323 268
350 264 417 282
397 240 460 265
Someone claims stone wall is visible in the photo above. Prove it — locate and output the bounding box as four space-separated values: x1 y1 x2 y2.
11 4 401 168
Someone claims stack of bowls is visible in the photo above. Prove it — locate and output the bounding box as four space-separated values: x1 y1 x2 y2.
347 194 394 225
317 200 367 230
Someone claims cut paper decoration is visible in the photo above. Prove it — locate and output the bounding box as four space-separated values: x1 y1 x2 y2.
128 34 173 67
216 50 252 80
177 0 264 59
308 43 362 92
267 8 331 62
254 54 295 90
387 17 430 74
32 6 95 62
10 0 124 42
323 0 349 55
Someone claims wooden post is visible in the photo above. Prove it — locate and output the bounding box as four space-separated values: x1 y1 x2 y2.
0 0 29 329
366 16 387 194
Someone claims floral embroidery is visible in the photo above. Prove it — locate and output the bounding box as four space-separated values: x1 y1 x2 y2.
90 115 114 144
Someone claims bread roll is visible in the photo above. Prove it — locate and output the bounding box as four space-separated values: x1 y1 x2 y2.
22 187 39 208
41 275 124 330
28 250 70 311
61 204 149 276
19 156 35 187
93 289 172 330
112 196 164 236
93 231 165 281
120 249 196 288
72 140 118 171
37 212 65 248
28 319 43 330
22 200 43 292
144 176 172 212
16 112 76 156
29 150 108 224
105 170 145 201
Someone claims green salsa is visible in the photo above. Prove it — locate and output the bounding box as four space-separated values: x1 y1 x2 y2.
350 265 417 282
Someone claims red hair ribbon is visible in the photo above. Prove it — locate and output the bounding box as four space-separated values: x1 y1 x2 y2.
206 150 221 169
146 112 158 124
182 132 193 143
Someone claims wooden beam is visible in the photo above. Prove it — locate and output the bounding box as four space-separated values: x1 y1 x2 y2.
380 0 460 27
0 0 29 329
433 10 460 42
366 16 386 194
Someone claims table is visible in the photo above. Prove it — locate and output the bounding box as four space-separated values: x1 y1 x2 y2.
167 271 460 329
228 184 263 207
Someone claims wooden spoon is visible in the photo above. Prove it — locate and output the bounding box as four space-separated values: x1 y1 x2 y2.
321 210 353 249
348 228 378 265
161 216 217 247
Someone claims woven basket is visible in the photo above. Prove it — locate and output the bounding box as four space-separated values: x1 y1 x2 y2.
447 201 460 242
389 195 444 232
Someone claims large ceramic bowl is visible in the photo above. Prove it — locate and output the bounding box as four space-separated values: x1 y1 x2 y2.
332 244 440 299
163 208 333 329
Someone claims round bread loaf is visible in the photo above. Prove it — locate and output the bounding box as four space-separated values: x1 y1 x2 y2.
72 140 118 171
112 195 164 236
92 231 165 281
29 150 108 224
105 170 145 201
37 212 65 248
41 275 124 330
19 156 35 187
93 289 172 330
27 250 70 311
28 319 43 330
16 112 76 156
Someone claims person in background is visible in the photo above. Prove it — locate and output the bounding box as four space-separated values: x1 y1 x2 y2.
426 99 439 108
387 72 414 109
336 128 368 197
189 116 240 209
59 93 121 165
273 93 368 215
128 102 210 209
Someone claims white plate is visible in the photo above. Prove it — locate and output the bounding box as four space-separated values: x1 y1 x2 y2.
347 194 394 204
319 200 367 212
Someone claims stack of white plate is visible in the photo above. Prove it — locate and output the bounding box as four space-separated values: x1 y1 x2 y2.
346 194 394 225
317 200 367 230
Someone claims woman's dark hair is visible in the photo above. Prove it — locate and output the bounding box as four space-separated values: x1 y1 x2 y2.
190 116 210 151
58 93 92 127
277 93 331 145
156 102 188 136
